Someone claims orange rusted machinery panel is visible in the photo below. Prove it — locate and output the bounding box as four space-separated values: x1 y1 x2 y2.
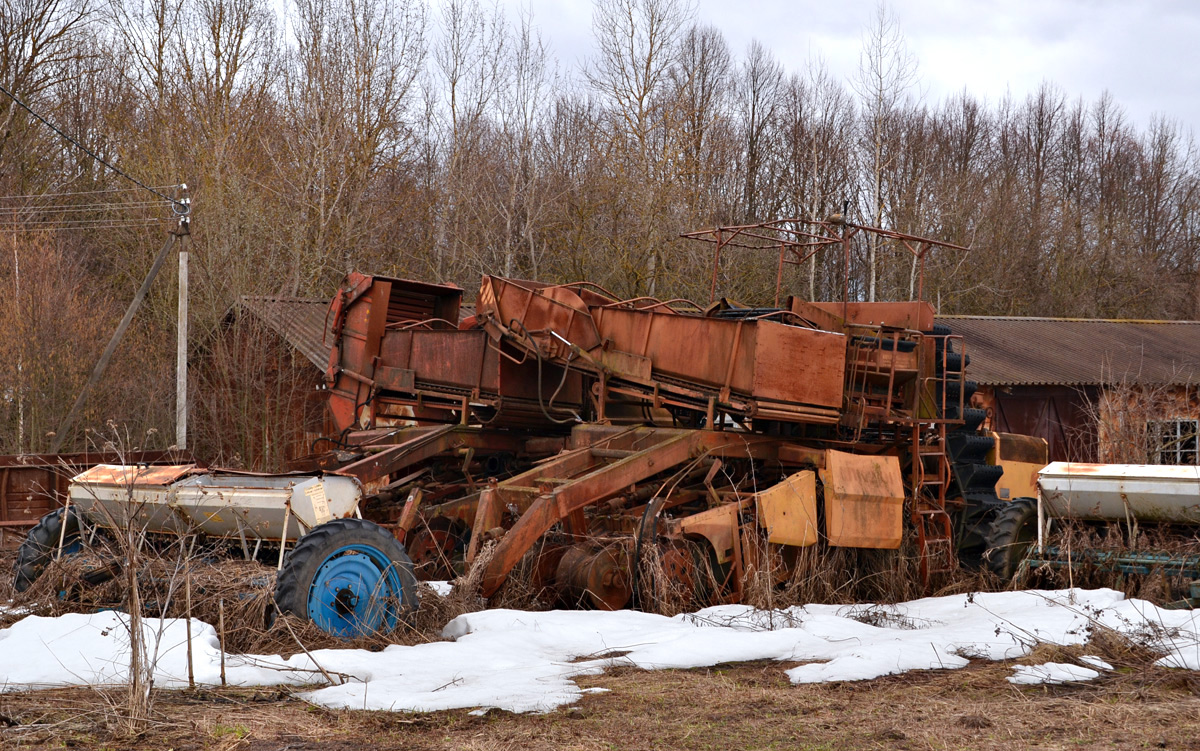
478 276 847 417
988 431 1049 501
751 320 845 408
679 502 740 564
327 274 466 431
593 307 847 407
820 450 905 549
755 470 819 547
477 276 603 356
327 274 582 431
72 464 197 487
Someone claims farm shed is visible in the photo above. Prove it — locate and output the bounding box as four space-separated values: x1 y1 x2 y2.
191 297 336 471
944 316 1200 464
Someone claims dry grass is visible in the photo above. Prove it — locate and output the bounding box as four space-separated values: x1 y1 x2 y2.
1 638 1198 751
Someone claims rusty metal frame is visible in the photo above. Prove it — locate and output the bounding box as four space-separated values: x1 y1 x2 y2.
681 218 971 310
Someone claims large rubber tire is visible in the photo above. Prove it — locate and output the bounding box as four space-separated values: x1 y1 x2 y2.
983 498 1039 580
13 507 83 593
274 518 418 638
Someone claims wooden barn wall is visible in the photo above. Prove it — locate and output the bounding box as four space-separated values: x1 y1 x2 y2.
974 385 1099 462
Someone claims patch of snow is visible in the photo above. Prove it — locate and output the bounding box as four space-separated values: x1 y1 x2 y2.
1008 662 1100 685
1078 655 1113 671
0 589 1196 714
423 581 453 597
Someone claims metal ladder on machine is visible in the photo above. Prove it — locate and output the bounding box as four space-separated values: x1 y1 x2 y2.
845 327 957 586
911 421 956 587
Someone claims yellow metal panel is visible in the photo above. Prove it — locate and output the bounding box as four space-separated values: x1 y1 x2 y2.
755 470 819 547
989 431 1048 500
679 502 739 563
819 450 904 549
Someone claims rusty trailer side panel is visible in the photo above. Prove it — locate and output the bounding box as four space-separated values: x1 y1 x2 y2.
476 275 849 424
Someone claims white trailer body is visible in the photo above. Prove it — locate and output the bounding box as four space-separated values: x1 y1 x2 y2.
67 464 363 543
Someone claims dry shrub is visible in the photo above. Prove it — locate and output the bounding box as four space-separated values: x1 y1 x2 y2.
630 530 984 617
1084 623 1170 668
1012 519 1200 606
477 538 559 613
0 546 16 603
634 539 701 617
742 537 929 609
1085 376 1197 464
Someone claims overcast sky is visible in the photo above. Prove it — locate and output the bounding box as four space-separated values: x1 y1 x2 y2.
504 0 1200 136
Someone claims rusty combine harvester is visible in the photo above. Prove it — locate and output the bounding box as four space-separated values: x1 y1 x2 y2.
16 220 1046 637
302 220 1013 617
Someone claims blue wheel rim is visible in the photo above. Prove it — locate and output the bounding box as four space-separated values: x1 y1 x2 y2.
307 543 405 638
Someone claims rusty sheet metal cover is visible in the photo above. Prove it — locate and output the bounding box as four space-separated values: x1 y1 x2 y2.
326 274 465 432
820 451 904 549
478 276 603 354
71 464 197 487
372 328 583 419
591 307 845 409
755 470 818 547
793 300 935 332
751 320 845 408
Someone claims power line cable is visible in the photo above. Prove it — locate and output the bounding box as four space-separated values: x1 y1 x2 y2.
0 185 180 200
0 201 166 214
3 221 163 233
0 217 163 227
0 83 188 216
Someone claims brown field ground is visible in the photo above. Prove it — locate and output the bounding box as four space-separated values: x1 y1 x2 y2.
2 648 1199 751
3 549 1200 750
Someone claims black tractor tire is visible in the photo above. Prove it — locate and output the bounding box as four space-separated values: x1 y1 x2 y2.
983 498 1039 580
274 518 418 638
960 408 988 433
13 507 82 593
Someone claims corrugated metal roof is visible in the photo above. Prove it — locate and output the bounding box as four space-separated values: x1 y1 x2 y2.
938 316 1200 386
237 297 333 369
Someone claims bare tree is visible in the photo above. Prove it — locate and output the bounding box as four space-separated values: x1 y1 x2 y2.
106 0 185 107
277 0 426 292
490 9 557 277
429 0 507 282
587 0 693 295
669 23 730 218
736 40 782 222
0 0 95 155
852 1 919 301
